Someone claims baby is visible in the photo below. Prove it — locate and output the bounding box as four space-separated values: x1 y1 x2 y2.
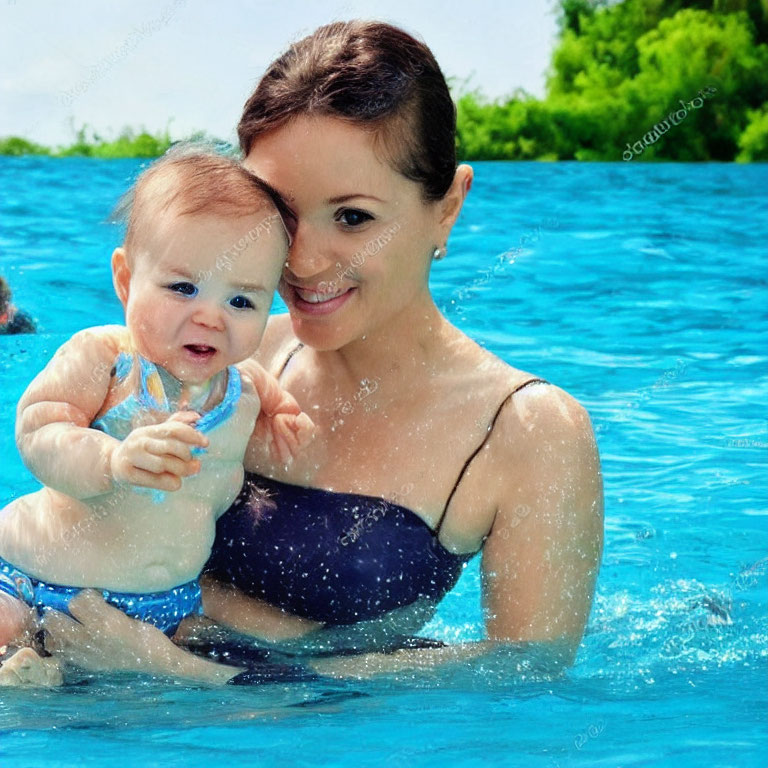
0 148 312 685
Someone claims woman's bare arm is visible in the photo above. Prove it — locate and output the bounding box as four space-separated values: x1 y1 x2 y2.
198 574 322 642
307 639 568 681
38 379 602 683
41 590 241 684
481 382 604 664
39 585 324 683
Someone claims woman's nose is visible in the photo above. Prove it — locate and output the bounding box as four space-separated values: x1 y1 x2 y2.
284 222 336 280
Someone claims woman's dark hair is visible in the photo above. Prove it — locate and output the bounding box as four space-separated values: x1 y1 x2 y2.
238 21 457 202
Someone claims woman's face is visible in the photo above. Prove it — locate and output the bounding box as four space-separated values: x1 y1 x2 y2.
244 114 444 350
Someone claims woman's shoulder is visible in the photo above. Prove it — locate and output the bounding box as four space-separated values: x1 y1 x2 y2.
460 335 591 446
492 369 594 470
456 344 599 531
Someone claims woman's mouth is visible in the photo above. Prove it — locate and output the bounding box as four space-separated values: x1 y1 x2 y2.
288 283 356 316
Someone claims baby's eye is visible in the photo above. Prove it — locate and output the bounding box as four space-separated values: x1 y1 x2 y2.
336 209 373 228
229 295 254 310
168 282 198 296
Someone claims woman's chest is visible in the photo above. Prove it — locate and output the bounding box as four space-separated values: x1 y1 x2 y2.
255 377 505 546
289 394 457 498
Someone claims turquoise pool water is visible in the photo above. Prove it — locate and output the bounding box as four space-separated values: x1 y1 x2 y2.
1 158 766 767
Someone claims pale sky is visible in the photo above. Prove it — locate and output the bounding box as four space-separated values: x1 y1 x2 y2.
0 0 560 147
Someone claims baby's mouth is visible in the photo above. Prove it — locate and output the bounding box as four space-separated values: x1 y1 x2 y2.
183 344 217 360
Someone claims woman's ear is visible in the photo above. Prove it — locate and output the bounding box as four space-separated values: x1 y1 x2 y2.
111 247 131 308
438 164 474 231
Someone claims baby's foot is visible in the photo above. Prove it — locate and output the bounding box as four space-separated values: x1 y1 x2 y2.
0 647 63 687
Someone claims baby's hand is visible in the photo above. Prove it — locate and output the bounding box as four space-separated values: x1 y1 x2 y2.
108 412 209 491
237 359 316 465
266 411 315 466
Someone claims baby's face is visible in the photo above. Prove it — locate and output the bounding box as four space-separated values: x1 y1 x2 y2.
115 209 286 383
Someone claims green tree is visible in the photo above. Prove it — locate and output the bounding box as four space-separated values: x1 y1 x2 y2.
3 1 767 161
545 0 768 160
737 103 768 159
0 137 50 156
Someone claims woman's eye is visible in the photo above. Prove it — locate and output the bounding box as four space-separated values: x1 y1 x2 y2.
168 282 198 296
229 295 254 310
337 209 373 228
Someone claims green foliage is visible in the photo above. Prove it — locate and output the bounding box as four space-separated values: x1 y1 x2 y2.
0 125 182 158
736 102 768 159
3 1 767 162
0 124 234 159
0 137 50 156
456 0 767 161
55 125 173 158
627 9 768 159
544 2 768 160
456 92 589 161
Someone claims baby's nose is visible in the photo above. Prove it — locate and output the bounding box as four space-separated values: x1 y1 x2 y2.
191 302 224 330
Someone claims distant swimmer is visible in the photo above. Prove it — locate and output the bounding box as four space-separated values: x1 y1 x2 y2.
0 275 36 335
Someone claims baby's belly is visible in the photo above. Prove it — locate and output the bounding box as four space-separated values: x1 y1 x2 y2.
0 462 243 592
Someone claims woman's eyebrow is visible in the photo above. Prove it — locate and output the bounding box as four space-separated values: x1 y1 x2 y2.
326 194 384 204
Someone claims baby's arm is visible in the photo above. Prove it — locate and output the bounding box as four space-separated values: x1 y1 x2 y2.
237 359 315 467
15 326 123 498
15 326 204 498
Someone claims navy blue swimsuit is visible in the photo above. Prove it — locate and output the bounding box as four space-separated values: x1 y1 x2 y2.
207 343 548 626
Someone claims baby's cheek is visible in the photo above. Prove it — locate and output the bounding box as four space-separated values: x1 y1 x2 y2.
126 308 163 348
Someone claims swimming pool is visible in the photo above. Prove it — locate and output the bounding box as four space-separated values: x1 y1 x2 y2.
1 157 766 767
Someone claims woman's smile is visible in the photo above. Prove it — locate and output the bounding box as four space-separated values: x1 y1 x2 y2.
283 280 357 315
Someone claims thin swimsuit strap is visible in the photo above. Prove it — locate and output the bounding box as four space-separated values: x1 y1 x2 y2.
277 341 305 378
276 341 549 538
433 376 550 535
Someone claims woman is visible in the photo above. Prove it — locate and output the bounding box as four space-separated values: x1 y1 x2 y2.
39 20 603 683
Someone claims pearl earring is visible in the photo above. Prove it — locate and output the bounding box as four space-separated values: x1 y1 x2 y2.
432 246 445 260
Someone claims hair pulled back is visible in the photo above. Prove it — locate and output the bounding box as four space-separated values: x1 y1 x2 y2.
238 21 457 202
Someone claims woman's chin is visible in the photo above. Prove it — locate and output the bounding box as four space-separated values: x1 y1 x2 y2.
289 311 374 352
290 318 354 352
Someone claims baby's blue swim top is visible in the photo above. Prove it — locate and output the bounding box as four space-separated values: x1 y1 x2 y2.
92 352 241 441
